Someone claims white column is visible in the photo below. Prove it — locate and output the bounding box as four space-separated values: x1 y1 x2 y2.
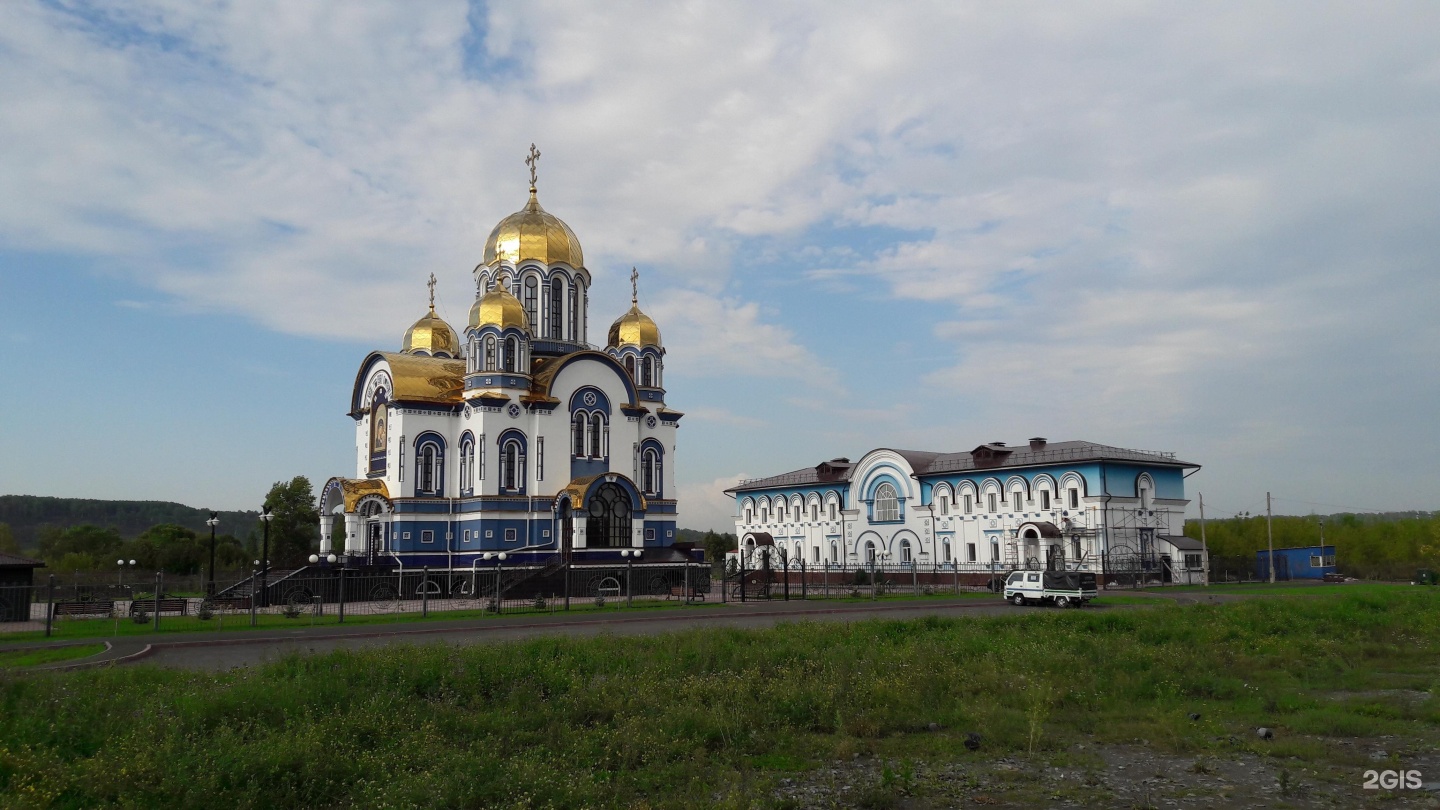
319 515 334 555
344 513 362 554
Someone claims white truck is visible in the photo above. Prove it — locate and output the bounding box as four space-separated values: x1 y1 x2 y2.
1003 569 1098 608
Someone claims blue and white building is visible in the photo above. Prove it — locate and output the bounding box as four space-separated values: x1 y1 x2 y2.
320 165 682 569
726 438 1205 584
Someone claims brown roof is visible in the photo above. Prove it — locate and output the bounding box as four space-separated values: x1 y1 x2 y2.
0 552 45 568
727 440 1198 494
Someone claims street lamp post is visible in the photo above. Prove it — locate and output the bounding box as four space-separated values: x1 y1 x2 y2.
258 507 274 607
621 549 639 608
205 512 219 597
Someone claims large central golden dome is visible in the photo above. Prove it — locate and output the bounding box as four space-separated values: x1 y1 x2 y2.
482 189 584 268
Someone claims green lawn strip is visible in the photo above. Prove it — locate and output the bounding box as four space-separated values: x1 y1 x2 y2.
0 644 107 670
0 592 994 644
2 589 1437 808
1164 582 1411 595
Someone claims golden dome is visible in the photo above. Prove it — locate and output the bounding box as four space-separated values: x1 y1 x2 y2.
608 304 662 349
482 189 584 268
468 280 531 333
401 306 460 357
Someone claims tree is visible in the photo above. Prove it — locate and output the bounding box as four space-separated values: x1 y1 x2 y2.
701 531 736 569
0 522 18 555
263 477 319 567
128 524 206 575
37 525 124 568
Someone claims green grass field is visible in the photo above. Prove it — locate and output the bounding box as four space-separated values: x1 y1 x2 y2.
0 644 105 670
1 586 1436 808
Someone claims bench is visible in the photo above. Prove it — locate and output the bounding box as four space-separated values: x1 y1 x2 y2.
53 600 116 618
131 598 188 617
668 586 706 602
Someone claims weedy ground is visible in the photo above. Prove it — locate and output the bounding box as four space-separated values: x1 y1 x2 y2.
1 587 1437 808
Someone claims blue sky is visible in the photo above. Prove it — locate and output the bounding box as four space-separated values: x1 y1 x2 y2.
2 1 1438 531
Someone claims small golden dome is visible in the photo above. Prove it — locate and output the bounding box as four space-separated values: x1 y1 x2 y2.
608 304 662 349
402 306 461 357
482 189 584 268
469 280 531 333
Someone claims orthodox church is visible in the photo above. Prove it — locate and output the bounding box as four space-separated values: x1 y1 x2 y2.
320 147 681 569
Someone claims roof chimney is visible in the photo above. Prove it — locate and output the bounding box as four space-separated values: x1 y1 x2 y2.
991 441 1005 448
1029 437 1047 450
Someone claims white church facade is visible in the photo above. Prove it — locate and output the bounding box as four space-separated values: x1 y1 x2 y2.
727 438 1205 585
320 149 682 570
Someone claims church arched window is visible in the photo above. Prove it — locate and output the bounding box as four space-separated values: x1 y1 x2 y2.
484 336 496 371
416 440 443 496
874 483 899 522
864 540 876 566
501 439 524 493
829 541 837 563
524 276 538 331
569 284 579 340
588 412 606 458
641 447 661 496
744 504 753 523
549 278 564 339
624 355 636 379
900 538 913 564
641 356 654 387
502 336 518 372
459 436 474 492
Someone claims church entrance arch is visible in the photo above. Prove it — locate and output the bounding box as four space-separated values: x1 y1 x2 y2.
585 482 631 549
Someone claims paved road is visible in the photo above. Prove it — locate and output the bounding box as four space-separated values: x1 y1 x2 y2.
82 597 1081 671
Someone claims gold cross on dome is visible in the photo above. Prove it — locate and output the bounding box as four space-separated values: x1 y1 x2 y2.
630 267 639 304
426 272 437 310
525 143 541 189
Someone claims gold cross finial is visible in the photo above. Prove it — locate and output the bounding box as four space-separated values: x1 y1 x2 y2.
630 267 639 304
525 143 541 190
426 272 437 311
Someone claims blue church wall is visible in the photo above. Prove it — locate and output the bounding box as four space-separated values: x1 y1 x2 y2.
571 458 609 480
642 520 676 547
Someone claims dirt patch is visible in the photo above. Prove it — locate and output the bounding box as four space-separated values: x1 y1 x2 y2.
770 743 1440 809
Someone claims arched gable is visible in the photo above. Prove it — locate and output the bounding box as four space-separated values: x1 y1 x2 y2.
533 350 639 405
1059 472 1088 498
568 385 612 415
1133 472 1156 498
1005 475 1031 498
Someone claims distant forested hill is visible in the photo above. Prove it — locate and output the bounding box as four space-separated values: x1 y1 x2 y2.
0 495 260 552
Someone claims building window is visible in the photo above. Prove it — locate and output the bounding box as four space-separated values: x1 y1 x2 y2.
964 493 973 514
943 541 951 562
504 528 517 542
572 413 586 456
502 336 518 372
1139 487 1149 508
625 355 635 379
417 443 440 494
524 277 538 329
484 336 496 371
811 545 819 563
549 278 563 339
642 355 654 387
645 528 657 541
589 413 606 458
537 437 544 481
937 494 949 515
478 435 485 480
967 542 977 563
865 540 876 566
874 483 899 522
1310 555 1322 567
744 506 752 523
460 438 474 491
777 501 786 522
900 539 912 564
569 284 579 339
501 440 524 492
1040 490 1051 510
421 530 434 544
987 493 997 513
828 502 837 520
990 539 999 562
829 541 837 562
642 447 661 496
1072 536 1082 559
1324 554 1335 566
1185 553 1203 570
1069 488 1079 509
1012 491 1023 511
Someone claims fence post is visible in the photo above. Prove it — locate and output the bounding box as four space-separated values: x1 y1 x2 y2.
739 555 746 602
422 566 429 618
783 553 789 602
338 566 346 624
912 562 918 595
44 575 55 638
249 567 258 627
563 552 571 612
153 572 162 632
683 562 691 606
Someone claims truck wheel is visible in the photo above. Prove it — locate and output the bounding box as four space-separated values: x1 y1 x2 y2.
1010 592 1025 606
1055 596 1071 609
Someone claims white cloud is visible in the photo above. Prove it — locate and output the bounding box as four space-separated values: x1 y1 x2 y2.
678 473 745 534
